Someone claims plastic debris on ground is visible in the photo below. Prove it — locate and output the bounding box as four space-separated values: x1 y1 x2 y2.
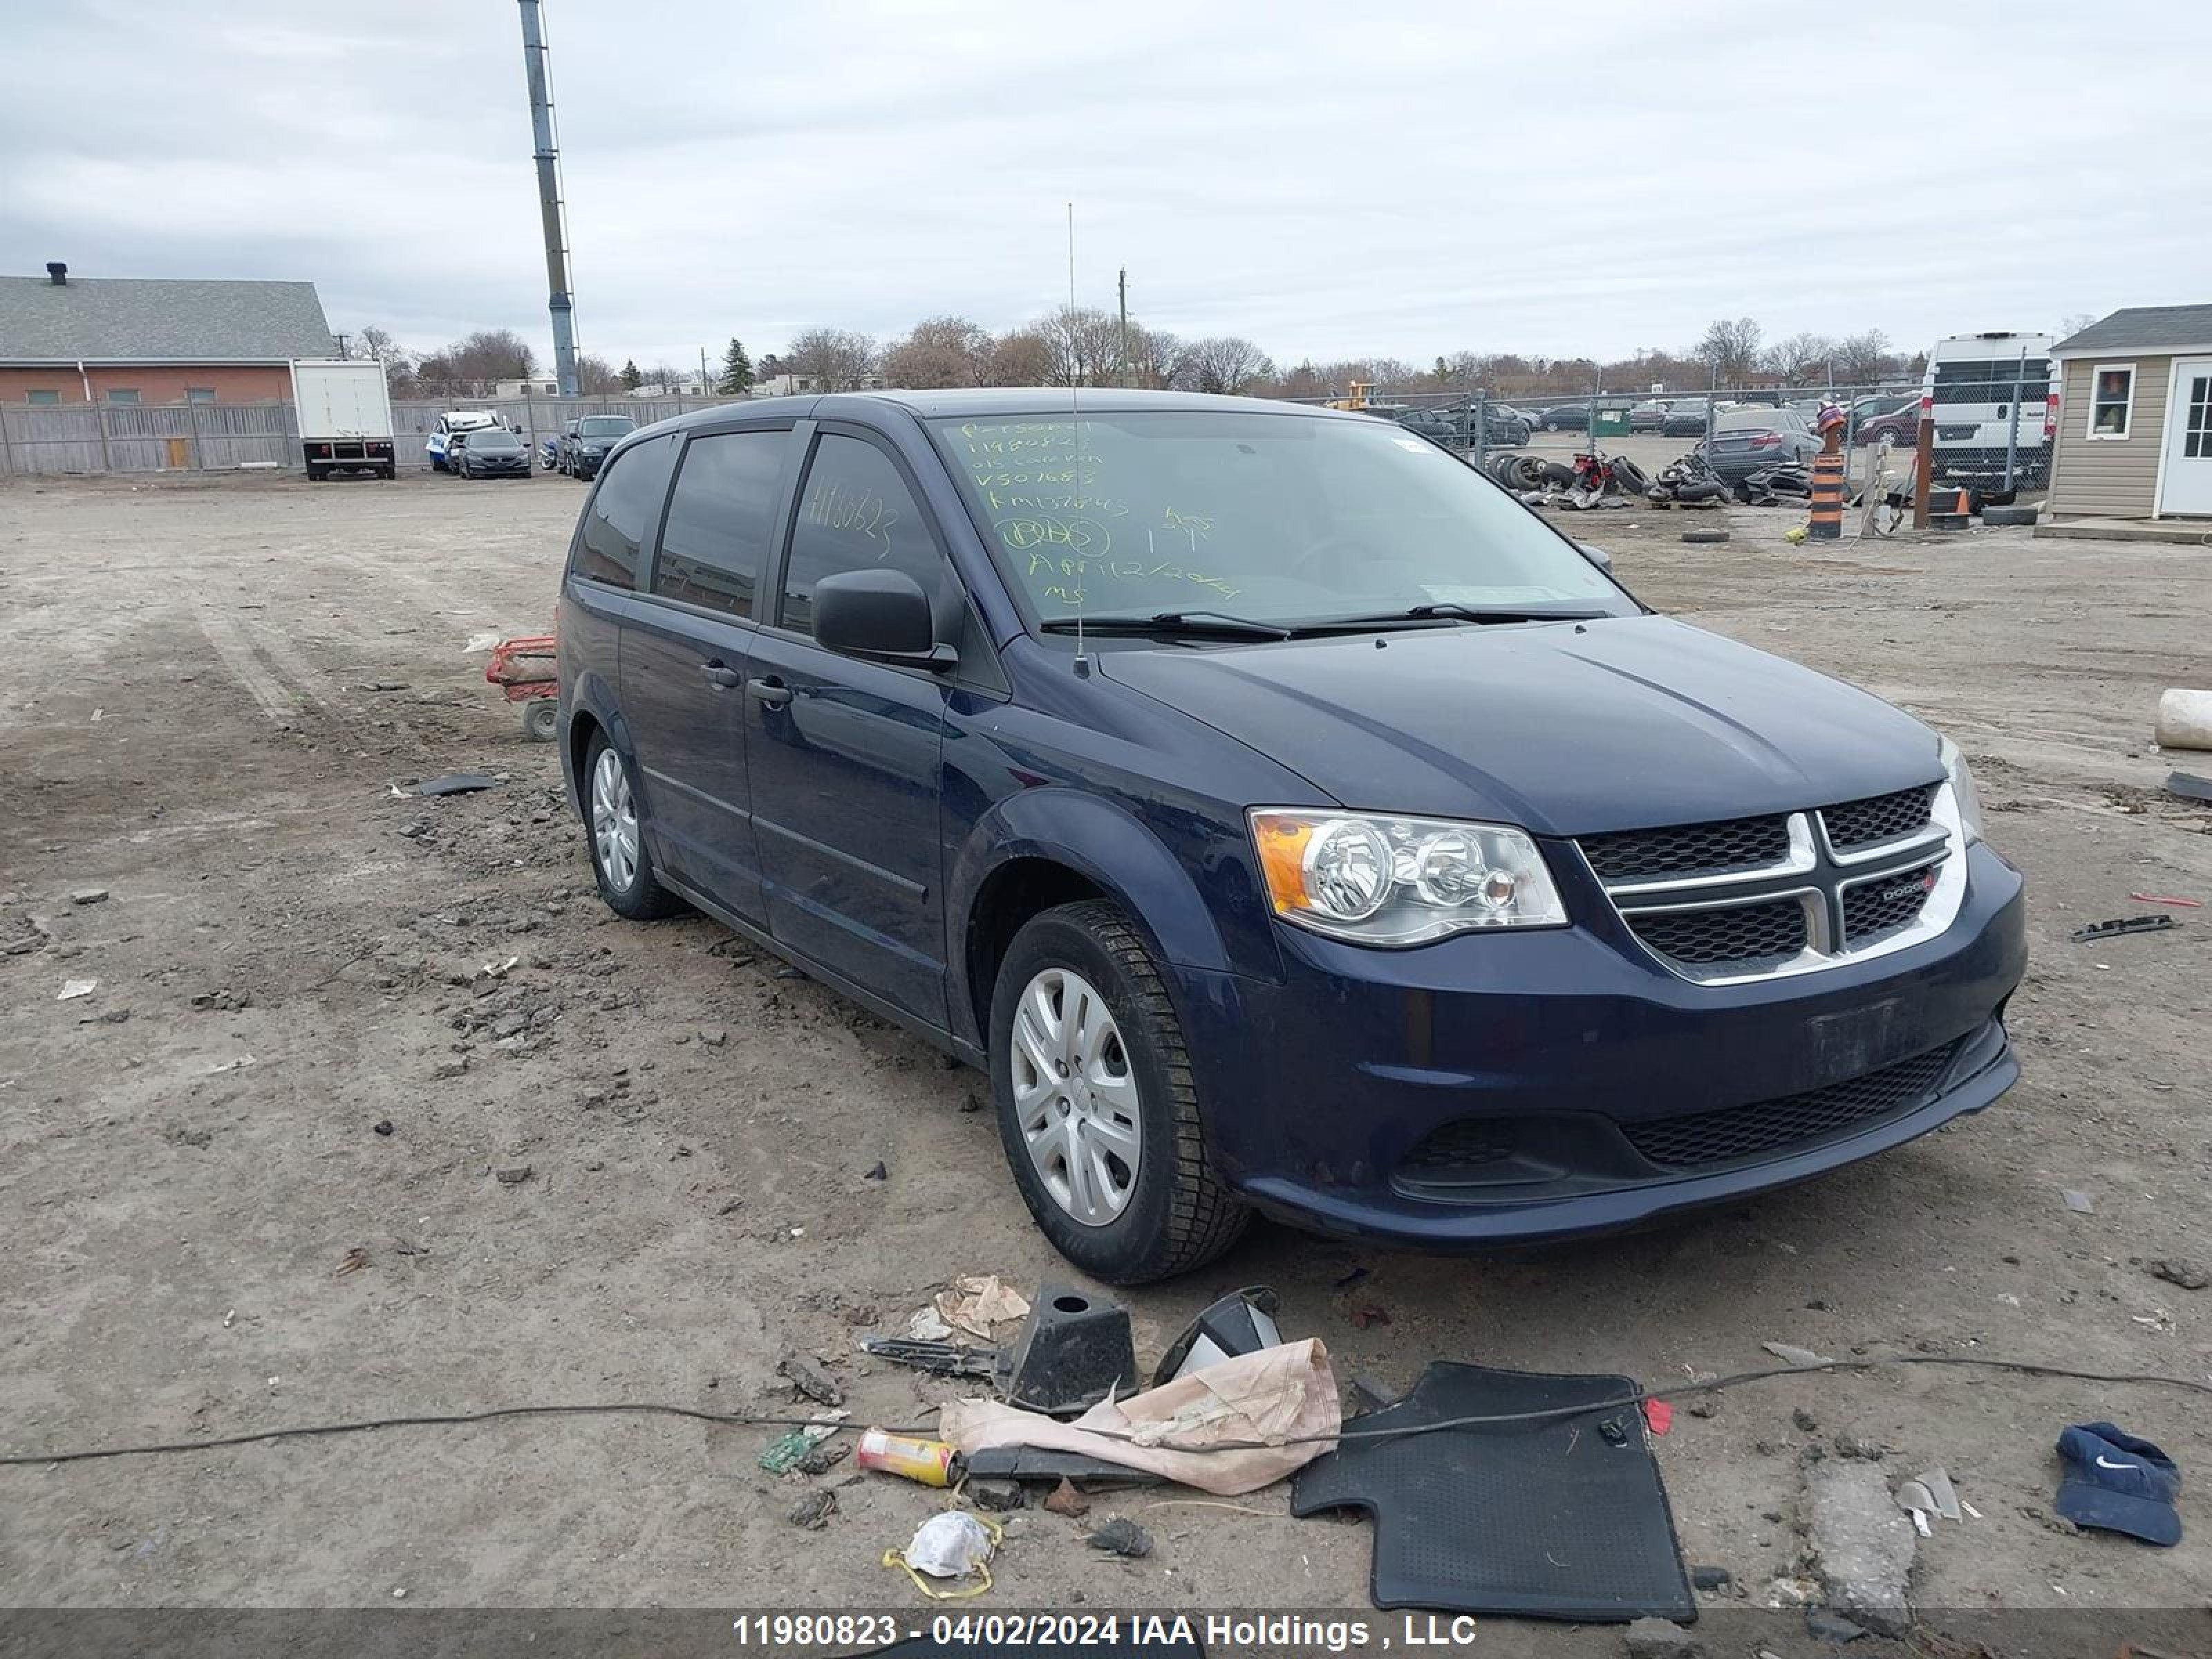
995 1283 1136 1413
933 1274 1031 1340
776 1355 845 1407
1154 1286 1282 1387
758 1409 848 1474
1762 1341 1836 1368
56 979 97 1001
2072 915 2176 943
1895 1465 1965 1536
414 771 498 796
861 1335 997 1379
940 1337 1340 1497
883 1510 1001 1600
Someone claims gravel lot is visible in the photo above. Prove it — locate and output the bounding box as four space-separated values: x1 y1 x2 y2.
2 468 2207 1640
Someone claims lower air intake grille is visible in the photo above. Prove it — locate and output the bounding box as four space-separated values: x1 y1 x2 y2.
1629 897 1806 966
1398 1118 1517 1177
1622 1042 1958 1170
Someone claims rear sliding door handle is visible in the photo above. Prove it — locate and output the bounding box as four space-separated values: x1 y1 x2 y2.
746 675 792 708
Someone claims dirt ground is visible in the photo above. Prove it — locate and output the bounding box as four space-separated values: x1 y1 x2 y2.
1 467 2207 1642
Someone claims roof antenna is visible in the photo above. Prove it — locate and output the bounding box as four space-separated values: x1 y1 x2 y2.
1067 200 1090 679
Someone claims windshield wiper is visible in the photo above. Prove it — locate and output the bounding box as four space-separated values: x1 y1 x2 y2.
1314 602 1613 628
1039 610 1294 640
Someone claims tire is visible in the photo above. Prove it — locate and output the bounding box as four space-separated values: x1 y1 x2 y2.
990 900 1248 1284
581 732 684 921
521 699 559 742
1683 527 1731 543
306 465 327 482
1609 457 1652 494
1982 504 2039 526
1538 460 1577 488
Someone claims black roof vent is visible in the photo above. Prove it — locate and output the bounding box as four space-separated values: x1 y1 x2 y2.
46 262 67 285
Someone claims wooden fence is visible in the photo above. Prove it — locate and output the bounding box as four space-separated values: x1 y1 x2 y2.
0 394 756 477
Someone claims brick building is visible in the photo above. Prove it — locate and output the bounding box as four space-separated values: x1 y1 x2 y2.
0 263 338 406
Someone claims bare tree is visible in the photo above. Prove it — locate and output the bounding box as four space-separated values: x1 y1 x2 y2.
2054 311 2097 343
1174 336 1276 395
1031 306 1122 386
1122 324 1183 390
355 326 422 398
881 315 993 388
983 328 1054 386
1269 359 1327 400
782 327 878 391
1694 317 1764 386
414 329 538 396
1762 332 1836 388
644 362 690 392
574 353 624 396
1830 330 1895 386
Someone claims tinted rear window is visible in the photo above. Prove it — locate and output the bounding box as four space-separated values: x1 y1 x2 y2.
572 433 678 589
651 429 793 619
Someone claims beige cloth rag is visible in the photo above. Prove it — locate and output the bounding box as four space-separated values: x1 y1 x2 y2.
939 1336 1339 1496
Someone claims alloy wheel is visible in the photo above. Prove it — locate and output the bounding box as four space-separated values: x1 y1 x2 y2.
591 747 639 893
1010 967 1142 1226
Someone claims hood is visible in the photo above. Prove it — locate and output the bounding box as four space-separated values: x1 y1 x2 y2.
1097 615 1940 836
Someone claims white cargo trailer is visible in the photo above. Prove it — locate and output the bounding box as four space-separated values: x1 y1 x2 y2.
289 359 396 480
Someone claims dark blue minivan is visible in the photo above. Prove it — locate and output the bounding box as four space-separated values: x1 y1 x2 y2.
555 389 2026 1283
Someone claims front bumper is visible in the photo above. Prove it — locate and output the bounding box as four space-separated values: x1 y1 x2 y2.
1176 843 2027 1247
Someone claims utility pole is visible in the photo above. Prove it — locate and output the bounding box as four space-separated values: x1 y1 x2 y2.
518 0 579 397
1117 268 1130 387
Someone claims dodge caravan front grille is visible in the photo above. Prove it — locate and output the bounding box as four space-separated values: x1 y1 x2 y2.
1577 782 1962 984
1822 785 1938 852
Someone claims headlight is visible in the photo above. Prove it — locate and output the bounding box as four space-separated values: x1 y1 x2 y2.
1249 809 1567 945
1938 737 1986 845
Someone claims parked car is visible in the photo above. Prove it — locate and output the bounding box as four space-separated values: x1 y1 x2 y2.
427 409 500 473
1661 401 1712 437
541 422 577 471
452 425 531 478
556 388 2025 1283
1628 401 1669 432
1700 407 1822 482
562 414 637 480
1857 395 1921 447
1537 404 1588 431
1364 404 1456 444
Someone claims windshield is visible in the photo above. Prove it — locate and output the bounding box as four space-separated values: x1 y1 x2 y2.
928 410 1629 627
471 430 522 449
579 417 634 437
448 413 497 431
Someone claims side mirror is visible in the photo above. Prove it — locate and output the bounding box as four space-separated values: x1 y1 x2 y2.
1577 543 1613 573
813 568 955 671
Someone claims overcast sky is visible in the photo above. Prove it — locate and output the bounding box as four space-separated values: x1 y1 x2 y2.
8 1 2208 373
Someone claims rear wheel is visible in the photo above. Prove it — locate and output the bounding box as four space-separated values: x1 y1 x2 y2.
582 733 683 920
991 900 1247 1284
521 699 559 742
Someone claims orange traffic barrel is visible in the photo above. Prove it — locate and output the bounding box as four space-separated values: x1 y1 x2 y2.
1807 453 1846 540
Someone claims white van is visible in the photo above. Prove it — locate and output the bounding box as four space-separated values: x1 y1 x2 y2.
1921 332 2055 493
427 409 502 473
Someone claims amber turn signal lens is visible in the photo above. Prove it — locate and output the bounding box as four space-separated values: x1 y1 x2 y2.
1252 813 1314 915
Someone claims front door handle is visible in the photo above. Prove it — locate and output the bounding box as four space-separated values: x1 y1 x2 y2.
699 660 742 690
746 675 792 708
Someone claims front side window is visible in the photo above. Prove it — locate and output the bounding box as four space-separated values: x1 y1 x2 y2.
930 411 1628 626
26 388 59 406
572 433 677 589
780 433 939 637
2088 364 2134 438
105 388 140 406
652 429 791 619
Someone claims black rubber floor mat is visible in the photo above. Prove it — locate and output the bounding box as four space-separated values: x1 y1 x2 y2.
1291 1361 1693 1622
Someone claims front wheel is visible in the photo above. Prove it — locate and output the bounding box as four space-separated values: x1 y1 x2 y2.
991 901 1247 1284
